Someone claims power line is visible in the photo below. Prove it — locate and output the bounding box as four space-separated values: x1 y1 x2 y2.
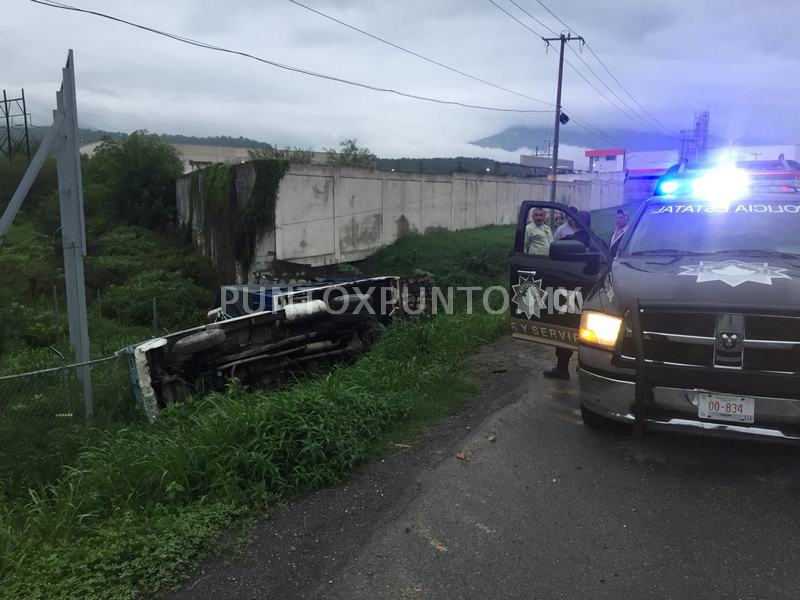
31 0 553 115
566 45 664 134
487 0 541 37
288 0 554 107
531 0 672 133
501 0 661 136
532 0 573 33
489 3 657 153
488 1 627 150
488 0 664 149
507 0 558 36
582 43 672 133
561 55 662 143
567 113 622 148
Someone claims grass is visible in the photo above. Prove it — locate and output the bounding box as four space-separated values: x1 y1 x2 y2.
0 312 507 600
364 225 515 288
1 187 626 597
0 210 517 598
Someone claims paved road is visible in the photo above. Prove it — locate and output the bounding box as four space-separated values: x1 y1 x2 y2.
167 336 800 600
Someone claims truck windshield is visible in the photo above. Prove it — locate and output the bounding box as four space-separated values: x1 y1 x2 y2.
625 197 800 256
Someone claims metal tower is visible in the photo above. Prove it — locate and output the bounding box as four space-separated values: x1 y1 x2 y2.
0 89 32 160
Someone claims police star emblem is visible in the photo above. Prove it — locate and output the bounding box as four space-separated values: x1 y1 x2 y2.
678 260 791 287
512 274 547 319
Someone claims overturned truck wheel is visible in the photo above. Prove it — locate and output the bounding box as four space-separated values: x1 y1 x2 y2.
356 319 386 351
171 328 226 356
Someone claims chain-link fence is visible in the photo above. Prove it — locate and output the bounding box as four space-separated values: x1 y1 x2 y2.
0 352 137 425
0 351 141 496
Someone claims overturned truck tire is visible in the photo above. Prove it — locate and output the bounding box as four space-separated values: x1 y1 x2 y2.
357 319 386 350
171 328 226 356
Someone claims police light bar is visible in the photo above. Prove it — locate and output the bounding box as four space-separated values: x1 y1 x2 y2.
690 165 750 206
658 179 680 195
655 165 751 207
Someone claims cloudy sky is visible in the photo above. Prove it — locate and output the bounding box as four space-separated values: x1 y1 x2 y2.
3 0 798 164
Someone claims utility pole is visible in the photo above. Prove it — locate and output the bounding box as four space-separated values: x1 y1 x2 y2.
543 33 583 203
0 51 93 419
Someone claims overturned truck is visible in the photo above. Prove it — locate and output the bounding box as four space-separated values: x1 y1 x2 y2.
128 277 400 419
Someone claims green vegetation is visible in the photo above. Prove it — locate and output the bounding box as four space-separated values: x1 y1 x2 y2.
243 159 290 269
325 138 377 169
366 225 514 289
363 203 621 287
87 130 184 230
1 136 631 598
186 159 289 278
0 186 512 597
1 314 506 599
377 155 540 176
0 134 218 527
102 270 209 330
31 126 277 151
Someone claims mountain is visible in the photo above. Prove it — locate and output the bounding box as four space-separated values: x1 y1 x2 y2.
470 125 681 152
28 126 275 150
376 156 549 177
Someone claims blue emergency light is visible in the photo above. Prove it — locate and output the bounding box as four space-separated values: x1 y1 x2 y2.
655 165 750 207
658 180 680 195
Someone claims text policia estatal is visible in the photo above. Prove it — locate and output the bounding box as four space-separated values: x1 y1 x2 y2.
651 203 800 214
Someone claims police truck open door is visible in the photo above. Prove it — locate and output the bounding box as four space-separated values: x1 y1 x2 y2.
510 201 611 349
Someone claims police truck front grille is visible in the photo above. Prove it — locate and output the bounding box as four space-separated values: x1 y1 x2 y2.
639 312 716 337
742 315 800 373
619 310 800 374
743 347 800 372
642 336 715 366
745 315 800 342
626 311 717 367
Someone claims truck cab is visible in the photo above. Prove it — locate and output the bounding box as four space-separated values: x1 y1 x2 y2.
512 171 800 441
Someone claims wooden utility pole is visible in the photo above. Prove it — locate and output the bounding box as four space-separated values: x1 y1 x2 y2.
543 33 583 203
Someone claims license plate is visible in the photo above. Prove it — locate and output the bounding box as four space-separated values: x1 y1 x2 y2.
697 393 755 423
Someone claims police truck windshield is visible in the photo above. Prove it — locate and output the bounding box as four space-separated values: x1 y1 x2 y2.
625 197 800 257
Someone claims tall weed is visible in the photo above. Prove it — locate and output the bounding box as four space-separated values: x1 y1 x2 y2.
0 312 506 599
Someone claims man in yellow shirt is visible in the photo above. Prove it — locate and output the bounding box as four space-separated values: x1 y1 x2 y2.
524 207 553 255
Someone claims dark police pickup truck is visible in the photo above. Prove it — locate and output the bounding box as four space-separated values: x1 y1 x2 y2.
511 169 800 441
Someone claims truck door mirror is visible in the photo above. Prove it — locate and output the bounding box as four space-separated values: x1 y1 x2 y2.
549 240 603 272
549 240 589 260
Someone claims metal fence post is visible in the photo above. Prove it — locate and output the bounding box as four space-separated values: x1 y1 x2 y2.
152 297 158 337
53 285 61 343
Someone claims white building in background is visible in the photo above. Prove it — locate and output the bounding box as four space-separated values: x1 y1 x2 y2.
519 154 574 172
79 141 329 174
587 144 800 178
577 143 800 203
585 148 625 173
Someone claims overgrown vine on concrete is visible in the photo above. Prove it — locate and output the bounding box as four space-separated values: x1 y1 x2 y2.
248 160 289 232
187 160 289 281
202 163 233 220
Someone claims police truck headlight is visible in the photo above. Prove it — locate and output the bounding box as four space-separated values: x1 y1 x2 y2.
579 311 623 349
